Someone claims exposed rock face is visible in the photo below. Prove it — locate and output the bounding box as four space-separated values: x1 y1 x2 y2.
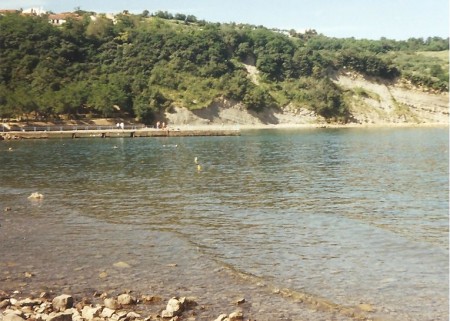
334 72 449 124
163 76 448 127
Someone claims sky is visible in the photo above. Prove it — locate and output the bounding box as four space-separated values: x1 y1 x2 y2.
1 0 448 40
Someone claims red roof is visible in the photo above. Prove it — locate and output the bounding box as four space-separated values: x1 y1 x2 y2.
0 9 20 14
48 13 80 20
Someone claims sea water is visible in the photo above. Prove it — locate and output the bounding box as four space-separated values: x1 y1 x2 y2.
0 127 448 321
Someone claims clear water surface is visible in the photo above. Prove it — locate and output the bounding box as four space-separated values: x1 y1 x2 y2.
0 127 448 321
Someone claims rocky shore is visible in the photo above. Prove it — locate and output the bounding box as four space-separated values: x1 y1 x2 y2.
0 291 245 321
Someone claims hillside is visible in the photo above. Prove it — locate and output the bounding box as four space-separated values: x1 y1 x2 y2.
0 11 448 127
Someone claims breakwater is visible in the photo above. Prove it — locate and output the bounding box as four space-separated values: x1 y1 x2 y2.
0 128 240 140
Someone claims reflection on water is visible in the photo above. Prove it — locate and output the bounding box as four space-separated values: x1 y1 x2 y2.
0 127 448 321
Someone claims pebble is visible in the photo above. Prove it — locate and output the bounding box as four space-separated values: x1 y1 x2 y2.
98 272 108 278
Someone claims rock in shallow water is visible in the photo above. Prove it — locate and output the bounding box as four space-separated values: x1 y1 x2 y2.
161 297 184 318
117 294 136 306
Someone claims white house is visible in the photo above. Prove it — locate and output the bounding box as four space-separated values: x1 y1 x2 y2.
22 7 46 15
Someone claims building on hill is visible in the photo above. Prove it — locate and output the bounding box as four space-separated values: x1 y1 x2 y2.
22 7 46 15
48 12 81 25
0 9 20 15
0 7 47 16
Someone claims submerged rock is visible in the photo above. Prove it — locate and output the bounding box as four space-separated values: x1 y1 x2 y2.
113 261 131 269
27 192 44 200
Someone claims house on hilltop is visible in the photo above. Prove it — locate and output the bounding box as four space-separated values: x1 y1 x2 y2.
0 7 115 26
22 7 46 15
0 7 47 16
0 9 20 15
48 12 81 25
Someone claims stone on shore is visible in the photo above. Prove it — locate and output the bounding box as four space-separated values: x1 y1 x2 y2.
228 310 244 321
81 305 102 320
17 298 42 307
117 294 135 306
0 291 209 321
213 310 244 321
2 313 25 321
100 307 115 319
51 295 73 312
0 300 10 309
161 297 184 318
126 311 141 319
214 314 228 321
103 298 120 310
47 311 74 321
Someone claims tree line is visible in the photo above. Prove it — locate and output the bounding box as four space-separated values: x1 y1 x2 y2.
0 11 448 123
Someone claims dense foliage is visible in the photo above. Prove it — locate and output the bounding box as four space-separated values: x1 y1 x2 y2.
0 12 448 123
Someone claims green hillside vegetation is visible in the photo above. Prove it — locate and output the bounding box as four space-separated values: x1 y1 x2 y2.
385 50 448 89
0 11 448 124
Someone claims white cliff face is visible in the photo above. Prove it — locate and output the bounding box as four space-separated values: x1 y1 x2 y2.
163 83 448 128
334 72 449 124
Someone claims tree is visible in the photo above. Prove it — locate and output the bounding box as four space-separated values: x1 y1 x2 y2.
86 16 114 41
133 89 169 124
244 87 275 111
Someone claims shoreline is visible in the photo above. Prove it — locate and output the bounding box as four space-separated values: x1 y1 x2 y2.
213 122 449 130
1 121 448 136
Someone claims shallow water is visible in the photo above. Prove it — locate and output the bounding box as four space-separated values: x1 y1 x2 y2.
0 127 448 321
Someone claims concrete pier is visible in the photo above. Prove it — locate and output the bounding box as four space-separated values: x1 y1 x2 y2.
1 128 240 140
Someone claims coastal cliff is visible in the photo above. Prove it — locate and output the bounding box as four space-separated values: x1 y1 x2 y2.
162 73 449 128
